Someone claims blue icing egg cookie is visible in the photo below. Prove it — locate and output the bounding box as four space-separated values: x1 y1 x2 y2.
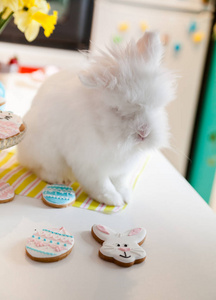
42 184 76 208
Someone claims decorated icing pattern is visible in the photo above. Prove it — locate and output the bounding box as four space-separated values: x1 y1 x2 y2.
0 181 15 201
42 184 76 206
26 227 74 259
0 111 23 139
0 111 23 125
0 121 20 139
92 224 147 267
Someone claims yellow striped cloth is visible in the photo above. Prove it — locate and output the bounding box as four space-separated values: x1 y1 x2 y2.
0 150 149 213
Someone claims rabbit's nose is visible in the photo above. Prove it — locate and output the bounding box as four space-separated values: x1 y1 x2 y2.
137 124 151 140
119 247 131 252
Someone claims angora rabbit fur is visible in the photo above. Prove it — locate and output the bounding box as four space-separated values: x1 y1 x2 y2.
17 31 175 206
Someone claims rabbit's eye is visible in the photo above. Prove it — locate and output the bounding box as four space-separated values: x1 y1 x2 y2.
124 244 128 247
117 243 120 247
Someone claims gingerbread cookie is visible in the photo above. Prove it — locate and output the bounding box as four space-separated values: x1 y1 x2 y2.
91 224 147 267
26 227 74 262
42 184 76 208
0 181 15 203
0 111 25 140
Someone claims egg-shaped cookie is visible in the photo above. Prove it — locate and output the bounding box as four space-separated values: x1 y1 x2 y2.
0 111 25 140
0 181 15 203
42 184 76 208
0 111 26 150
26 227 74 262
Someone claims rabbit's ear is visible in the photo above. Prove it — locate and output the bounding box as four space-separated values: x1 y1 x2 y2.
124 227 147 244
136 31 163 66
92 224 116 244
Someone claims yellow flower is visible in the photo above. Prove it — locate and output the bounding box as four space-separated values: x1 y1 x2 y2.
0 0 18 19
32 10 57 37
18 0 48 12
13 0 57 42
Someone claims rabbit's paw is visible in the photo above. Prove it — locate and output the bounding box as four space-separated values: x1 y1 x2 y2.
116 186 133 204
96 190 124 207
38 168 64 185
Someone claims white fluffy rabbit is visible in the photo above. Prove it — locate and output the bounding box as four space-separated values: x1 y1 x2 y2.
17 31 175 206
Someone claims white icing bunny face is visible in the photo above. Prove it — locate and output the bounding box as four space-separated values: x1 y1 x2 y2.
92 225 147 267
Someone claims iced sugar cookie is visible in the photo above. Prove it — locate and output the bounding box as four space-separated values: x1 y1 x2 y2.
0 181 15 203
42 184 76 208
0 111 25 140
26 227 74 262
91 224 147 267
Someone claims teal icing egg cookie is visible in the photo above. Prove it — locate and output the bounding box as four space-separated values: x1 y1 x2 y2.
42 184 76 208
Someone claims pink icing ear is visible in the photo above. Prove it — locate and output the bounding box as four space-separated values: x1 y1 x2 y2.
128 228 142 236
96 225 110 235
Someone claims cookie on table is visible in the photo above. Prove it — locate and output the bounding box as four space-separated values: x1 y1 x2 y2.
0 111 25 140
91 224 147 267
0 181 15 203
26 227 74 262
42 184 76 208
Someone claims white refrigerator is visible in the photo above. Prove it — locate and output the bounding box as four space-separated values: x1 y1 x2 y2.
90 0 214 175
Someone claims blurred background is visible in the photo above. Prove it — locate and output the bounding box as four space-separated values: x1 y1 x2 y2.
0 0 216 210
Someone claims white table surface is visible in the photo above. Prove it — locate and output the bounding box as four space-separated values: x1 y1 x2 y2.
0 42 216 300
0 151 216 300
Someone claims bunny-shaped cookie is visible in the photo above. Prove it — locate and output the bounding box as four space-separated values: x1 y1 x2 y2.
91 224 147 267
